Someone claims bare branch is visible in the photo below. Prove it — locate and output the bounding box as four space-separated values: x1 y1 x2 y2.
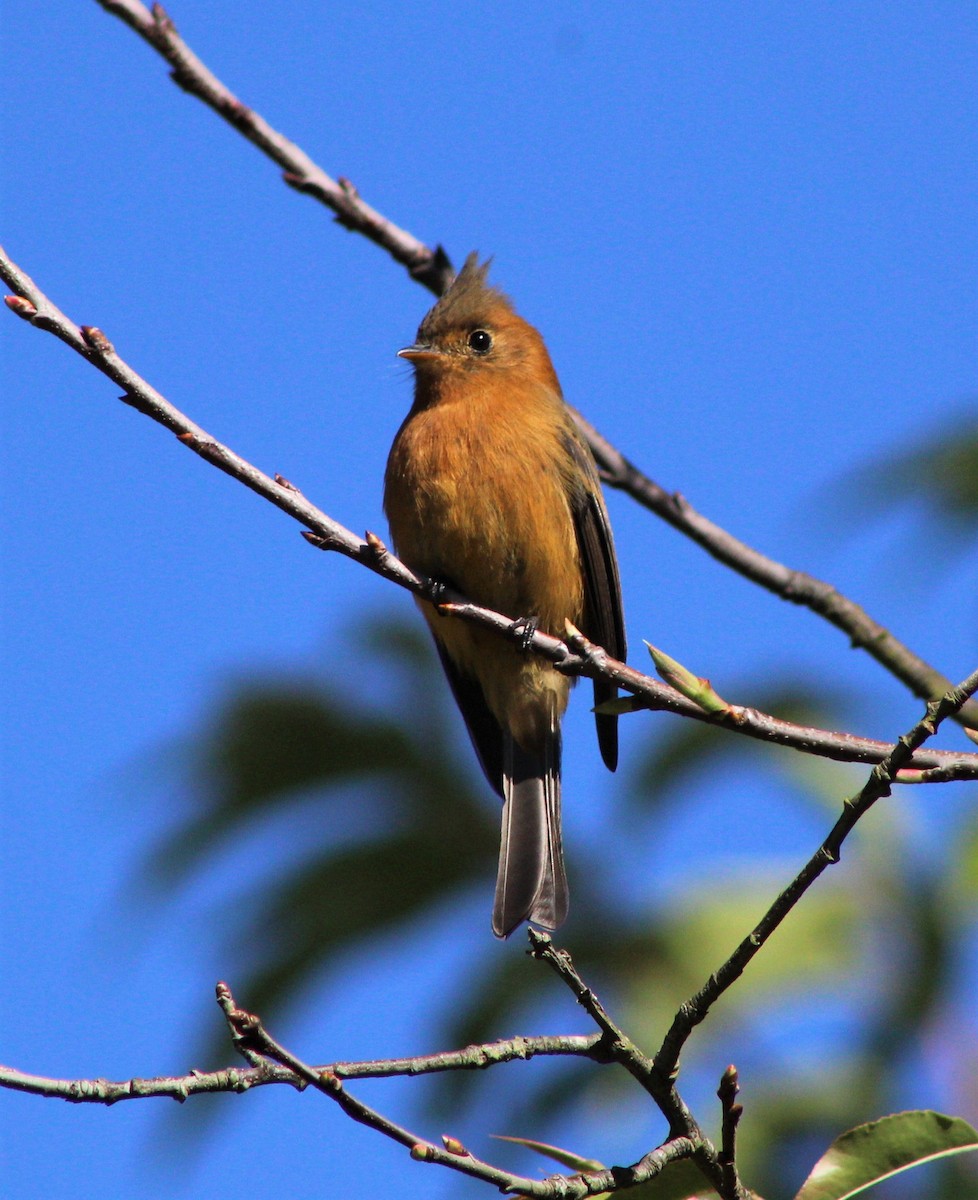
0 1060 303 1104
92 0 978 734
527 932 696 1134
0 1033 602 1107
214 982 712 1198
654 665 978 1077
3 244 977 782
580 413 978 731
527 933 753 1199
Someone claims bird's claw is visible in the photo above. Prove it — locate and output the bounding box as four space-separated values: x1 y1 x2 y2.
428 579 450 604
511 615 540 652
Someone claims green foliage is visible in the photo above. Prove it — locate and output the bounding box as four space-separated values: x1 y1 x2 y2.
849 408 978 537
795 1111 978 1200
149 618 498 1017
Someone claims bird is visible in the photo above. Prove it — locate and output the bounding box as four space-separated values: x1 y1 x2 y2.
384 254 625 937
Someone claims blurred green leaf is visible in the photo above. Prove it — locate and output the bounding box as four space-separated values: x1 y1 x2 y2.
151 687 421 877
945 814 978 908
794 1111 978 1200
148 616 498 1025
850 412 978 535
657 882 858 997
616 875 861 1056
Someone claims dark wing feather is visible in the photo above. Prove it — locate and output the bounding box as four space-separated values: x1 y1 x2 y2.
433 639 506 798
564 432 626 771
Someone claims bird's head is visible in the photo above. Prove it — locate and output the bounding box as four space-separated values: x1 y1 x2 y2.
398 253 557 388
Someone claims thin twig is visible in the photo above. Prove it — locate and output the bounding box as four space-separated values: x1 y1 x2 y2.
214 982 713 1198
527 931 733 1197
717 1066 745 1199
3 244 977 783
0 1060 301 1104
92 0 978 734
0 1034 603 1106
654 666 978 1077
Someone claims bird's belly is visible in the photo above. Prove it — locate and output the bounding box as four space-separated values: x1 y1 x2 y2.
385 406 584 739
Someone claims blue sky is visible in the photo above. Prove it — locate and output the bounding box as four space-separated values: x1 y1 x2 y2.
2 4 977 1198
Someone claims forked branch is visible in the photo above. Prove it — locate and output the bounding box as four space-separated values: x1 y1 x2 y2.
655 666 978 1076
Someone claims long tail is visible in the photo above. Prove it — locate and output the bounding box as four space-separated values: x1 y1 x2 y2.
491 724 567 938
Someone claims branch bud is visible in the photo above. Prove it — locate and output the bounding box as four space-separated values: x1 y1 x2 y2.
80 325 114 355
441 1135 469 1157
4 294 37 319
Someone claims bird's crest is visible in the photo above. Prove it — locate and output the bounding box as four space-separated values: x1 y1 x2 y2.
417 252 513 340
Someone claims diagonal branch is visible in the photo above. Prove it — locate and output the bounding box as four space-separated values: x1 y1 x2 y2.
3 243 977 782
527 933 748 1199
92 0 978 734
580 414 978 731
654 665 978 1078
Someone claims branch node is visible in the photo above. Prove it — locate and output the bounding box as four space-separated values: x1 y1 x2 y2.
169 68 195 93
274 472 301 493
174 430 226 466
221 96 252 126
526 927 552 958
410 244 455 294
410 1142 437 1162
337 175 359 200
319 1070 343 1094
4 294 37 320
363 529 389 557
563 618 587 654
441 1135 470 1157
717 1064 745 1193
151 2 176 35
80 325 115 356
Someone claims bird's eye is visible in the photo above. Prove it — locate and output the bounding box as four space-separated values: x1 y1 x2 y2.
467 329 493 355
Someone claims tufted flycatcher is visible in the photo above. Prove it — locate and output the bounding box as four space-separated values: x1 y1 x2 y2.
384 254 626 937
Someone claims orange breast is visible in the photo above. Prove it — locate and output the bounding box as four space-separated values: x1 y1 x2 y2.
385 384 583 634
384 380 582 740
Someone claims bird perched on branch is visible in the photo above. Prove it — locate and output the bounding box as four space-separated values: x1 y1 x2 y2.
384 254 625 937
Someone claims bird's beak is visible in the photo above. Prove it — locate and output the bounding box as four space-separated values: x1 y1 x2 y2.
397 343 442 362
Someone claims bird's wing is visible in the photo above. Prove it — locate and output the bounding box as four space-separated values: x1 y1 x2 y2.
433 638 506 798
564 431 626 771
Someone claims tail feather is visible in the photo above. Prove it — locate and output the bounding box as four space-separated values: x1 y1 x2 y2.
491 725 567 938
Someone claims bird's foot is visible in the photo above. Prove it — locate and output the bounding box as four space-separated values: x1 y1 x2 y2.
510 614 540 652
428 578 451 605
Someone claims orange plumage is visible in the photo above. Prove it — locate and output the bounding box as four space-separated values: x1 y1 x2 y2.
384 255 625 936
